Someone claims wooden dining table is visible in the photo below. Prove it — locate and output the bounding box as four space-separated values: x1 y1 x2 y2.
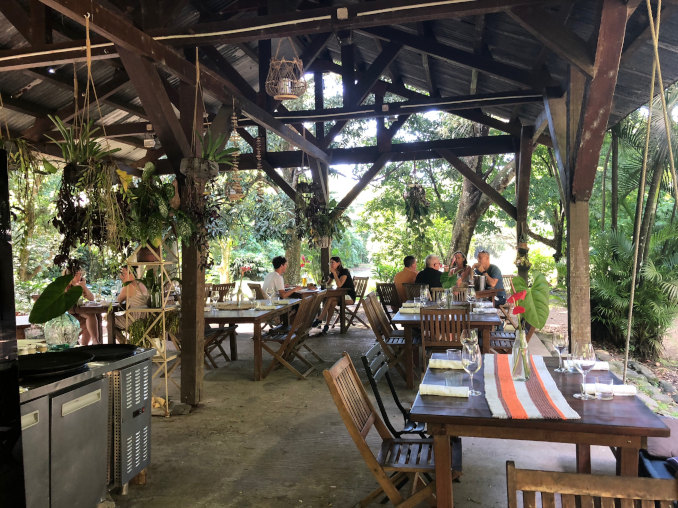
204 299 301 381
292 287 349 333
75 301 120 344
410 353 671 507
391 304 502 389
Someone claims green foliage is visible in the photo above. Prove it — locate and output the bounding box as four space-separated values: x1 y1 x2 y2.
371 260 398 283
528 248 557 286
512 272 550 330
229 253 269 282
29 274 82 324
294 194 351 248
197 128 239 164
590 228 678 360
45 115 120 165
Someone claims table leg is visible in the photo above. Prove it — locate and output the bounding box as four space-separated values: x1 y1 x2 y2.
433 433 454 507
479 325 491 354
576 444 591 473
107 310 115 344
404 326 414 390
96 314 104 345
253 321 262 381
618 446 639 476
340 296 346 334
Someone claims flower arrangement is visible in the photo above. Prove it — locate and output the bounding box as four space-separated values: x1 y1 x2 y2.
237 265 251 304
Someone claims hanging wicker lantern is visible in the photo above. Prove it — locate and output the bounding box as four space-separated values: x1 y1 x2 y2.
265 49 307 100
225 175 244 202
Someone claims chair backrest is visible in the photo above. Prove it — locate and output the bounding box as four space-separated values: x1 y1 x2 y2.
352 276 369 300
420 308 470 365
430 287 445 302
204 283 213 299
376 282 400 307
299 290 326 333
506 461 678 508
403 283 428 301
475 288 498 302
211 283 235 302
248 283 267 300
364 293 389 340
452 287 467 302
366 292 397 339
502 275 515 296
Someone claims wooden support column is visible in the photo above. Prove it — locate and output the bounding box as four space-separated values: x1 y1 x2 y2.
314 71 324 145
339 31 354 108
178 78 206 406
567 200 591 348
516 125 533 281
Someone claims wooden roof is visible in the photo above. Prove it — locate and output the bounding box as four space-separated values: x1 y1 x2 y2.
0 1 675 173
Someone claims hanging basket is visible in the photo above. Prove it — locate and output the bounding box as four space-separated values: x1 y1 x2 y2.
225 176 244 202
265 57 307 100
179 157 219 180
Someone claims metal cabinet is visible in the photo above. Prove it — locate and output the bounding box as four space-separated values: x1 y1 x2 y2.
50 379 108 508
21 396 49 508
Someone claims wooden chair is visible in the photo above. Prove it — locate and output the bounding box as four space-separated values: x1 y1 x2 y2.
212 283 235 301
248 282 267 300
204 283 212 299
363 293 406 381
403 282 429 301
324 353 456 507
366 292 405 339
475 288 498 302
429 287 446 303
506 460 678 508
419 308 470 368
452 287 468 302
489 326 536 354
376 282 401 329
502 274 516 295
331 276 369 330
499 275 518 329
261 291 325 379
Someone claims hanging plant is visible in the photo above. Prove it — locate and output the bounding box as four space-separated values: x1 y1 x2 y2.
403 183 429 222
294 193 350 249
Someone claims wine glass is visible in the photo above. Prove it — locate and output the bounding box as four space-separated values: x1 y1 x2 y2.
553 333 569 373
210 290 219 311
462 344 482 396
572 342 596 400
420 287 429 304
461 329 478 348
265 286 275 304
467 286 476 303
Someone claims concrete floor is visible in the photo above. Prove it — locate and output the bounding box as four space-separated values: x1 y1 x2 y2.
111 323 618 508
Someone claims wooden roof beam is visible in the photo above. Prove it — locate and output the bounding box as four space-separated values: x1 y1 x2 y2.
37 0 329 165
508 6 595 77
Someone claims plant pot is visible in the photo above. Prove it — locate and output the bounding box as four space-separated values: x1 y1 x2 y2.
62 163 89 186
137 246 160 262
180 157 219 180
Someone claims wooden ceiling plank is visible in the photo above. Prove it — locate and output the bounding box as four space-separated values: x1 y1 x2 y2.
361 26 545 88
508 6 594 77
0 0 32 42
117 45 192 164
439 148 517 220
37 0 329 165
572 0 628 202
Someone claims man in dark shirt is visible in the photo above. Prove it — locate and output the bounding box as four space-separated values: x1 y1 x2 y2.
472 250 506 307
415 254 443 288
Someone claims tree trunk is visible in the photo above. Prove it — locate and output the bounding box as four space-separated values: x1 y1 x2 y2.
611 129 619 230
638 161 663 266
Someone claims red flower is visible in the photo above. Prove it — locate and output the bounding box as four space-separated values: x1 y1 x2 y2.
240 266 251 274
513 305 525 315
507 290 527 304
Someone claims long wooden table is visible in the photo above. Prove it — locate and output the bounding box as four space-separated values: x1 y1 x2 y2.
204 299 301 380
391 306 502 389
410 354 670 507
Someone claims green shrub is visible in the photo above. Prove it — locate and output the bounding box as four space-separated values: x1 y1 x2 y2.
528 248 557 286
372 261 399 282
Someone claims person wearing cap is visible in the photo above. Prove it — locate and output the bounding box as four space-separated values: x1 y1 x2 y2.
472 250 506 307
449 251 473 287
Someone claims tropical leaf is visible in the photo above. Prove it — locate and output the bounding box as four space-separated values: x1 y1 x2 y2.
29 275 83 324
512 272 550 329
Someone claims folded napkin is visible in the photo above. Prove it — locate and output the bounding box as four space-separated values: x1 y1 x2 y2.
399 307 421 314
419 383 469 398
276 299 293 304
257 304 279 310
582 383 636 396
401 302 419 308
204 306 212 312
474 301 494 308
428 358 463 369
473 307 496 314
564 360 609 371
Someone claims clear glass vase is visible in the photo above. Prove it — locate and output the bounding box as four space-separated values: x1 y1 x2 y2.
511 329 531 381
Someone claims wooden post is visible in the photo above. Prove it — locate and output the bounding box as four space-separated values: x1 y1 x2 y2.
567 200 591 348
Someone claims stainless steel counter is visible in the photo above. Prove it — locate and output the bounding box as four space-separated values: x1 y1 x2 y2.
20 348 155 403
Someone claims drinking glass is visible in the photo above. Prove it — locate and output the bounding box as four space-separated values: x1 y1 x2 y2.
210 290 219 311
265 286 275 304
461 344 482 396
467 286 476 302
572 342 596 400
461 329 478 348
420 287 429 304
553 333 569 373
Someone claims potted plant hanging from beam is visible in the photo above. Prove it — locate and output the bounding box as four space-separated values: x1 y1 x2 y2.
294 193 350 249
43 115 128 266
179 128 239 180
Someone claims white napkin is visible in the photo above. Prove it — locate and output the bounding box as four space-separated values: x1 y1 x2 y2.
429 359 463 369
399 307 420 314
204 306 212 312
582 383 636 396
402 302 419 308
473 307 496 314
564 360 609 371
419 383 469 398
474 301 494 308
257 304 278 310
276 299 293 304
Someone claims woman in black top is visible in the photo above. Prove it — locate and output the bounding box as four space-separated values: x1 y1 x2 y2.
316 256 355 333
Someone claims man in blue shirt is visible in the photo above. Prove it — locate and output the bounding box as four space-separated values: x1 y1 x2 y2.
472 250 506 307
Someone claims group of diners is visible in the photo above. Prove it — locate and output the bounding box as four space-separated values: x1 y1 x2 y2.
261 255 356 335
393 250 506 307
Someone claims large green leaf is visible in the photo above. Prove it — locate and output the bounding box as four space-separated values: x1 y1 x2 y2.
29 275 83 324
512 273 550 329
440 272 456 289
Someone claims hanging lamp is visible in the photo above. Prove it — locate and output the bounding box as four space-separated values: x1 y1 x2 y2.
265 39 307 100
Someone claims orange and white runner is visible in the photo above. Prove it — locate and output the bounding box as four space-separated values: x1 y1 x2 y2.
484 354 580 420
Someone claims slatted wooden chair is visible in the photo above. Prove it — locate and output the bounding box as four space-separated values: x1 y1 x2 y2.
429 287 446 303
499 274 518 329
419 308 470 368
489 326 536 354
204 283 212 299
403 282 429 301
475 288 499 302
376 282 401 329
211 283 235 301
506 460 678 508
261 291 326 379
366 292 405 339
203 282 238 367
325 353 456 507
248 282 267 300
363 293 406 381
452 287 468 302
332 276 369 330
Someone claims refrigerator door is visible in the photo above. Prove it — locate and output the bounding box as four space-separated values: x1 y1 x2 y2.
21 396 49 508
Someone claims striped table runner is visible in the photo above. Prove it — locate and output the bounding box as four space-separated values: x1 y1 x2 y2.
484 354 580 420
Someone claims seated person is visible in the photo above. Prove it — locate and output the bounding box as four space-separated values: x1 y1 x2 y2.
114 266 149 332
262 256 302 299
449 251 473 287
415 254 443 288
316 257 356 334
65 261 98 345
472 250 506 307
394 255 417 303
